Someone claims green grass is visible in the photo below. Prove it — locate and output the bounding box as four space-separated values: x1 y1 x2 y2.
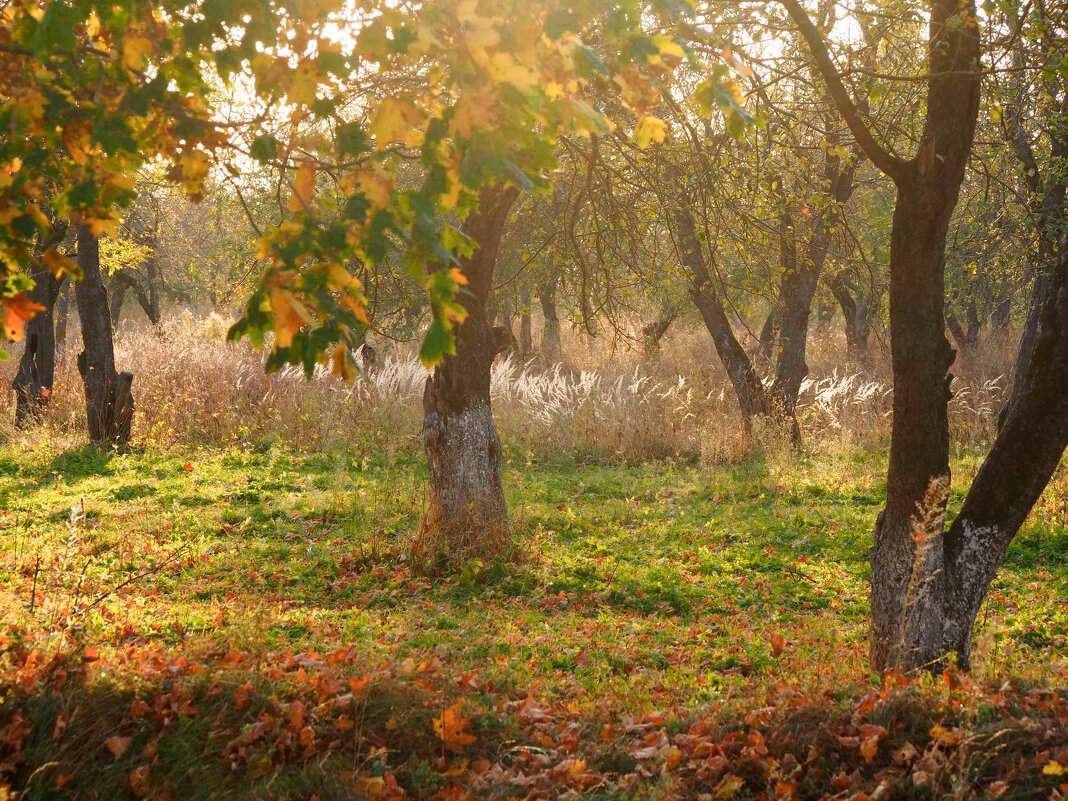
0 440 1066 799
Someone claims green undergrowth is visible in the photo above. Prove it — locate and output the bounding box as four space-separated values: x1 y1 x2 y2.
0 439 1065 799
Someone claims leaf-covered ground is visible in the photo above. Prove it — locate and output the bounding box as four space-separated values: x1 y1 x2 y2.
0 441 1066 799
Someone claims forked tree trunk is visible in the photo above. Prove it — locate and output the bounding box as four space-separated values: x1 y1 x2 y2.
753 306 777 372
74 224 135 447
942 236 1068 667
539 275 562 362
518 282 532 358
641 305 679 360
13 268 64 427
417 185 519 567
771 153 858 445
827 272 873 370
54 283 70 356
783 0 982 673
674 206 770 428
870 181 960 672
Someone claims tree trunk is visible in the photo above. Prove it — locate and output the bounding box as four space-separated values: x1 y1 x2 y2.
13 269 64 427
674 206 770 427
753 306 777 372
942 236 1068 667
518 282 532 358
782 0 982 673
74 224 135 447
110 277 127 330
416 185 519 567
828 273 863 366
771 155 858 444
54 283 70 357
869 177 962 673
539 275 562 362
641 305 678 360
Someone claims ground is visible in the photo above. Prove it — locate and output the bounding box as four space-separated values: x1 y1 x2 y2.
0 440 1066 799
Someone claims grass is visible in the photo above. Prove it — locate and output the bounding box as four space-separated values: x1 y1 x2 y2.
0 436 1066 799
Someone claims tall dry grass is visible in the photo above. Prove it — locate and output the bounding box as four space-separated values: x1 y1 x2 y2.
0 310 1011 462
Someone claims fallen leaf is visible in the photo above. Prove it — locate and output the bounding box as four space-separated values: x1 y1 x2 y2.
106 736 132 759
434 700 477 753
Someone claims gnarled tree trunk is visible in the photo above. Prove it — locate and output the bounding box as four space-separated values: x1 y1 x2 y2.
518 282 532 359
771 151 859 445
674 205 770 429
539 275 562 362
942 236 1068 668
827 271 874 371
13 268 65 427
74 224 135 447
784 0 982 673
641 303 680 360
417 185 519 567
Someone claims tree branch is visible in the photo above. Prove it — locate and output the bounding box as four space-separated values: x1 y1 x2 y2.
780 0 910 183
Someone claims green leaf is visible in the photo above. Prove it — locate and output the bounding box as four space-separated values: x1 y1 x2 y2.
420 317 455 367
250 135 279 165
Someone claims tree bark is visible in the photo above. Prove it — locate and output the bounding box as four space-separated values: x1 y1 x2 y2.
943 234 1068 667
518 281 532 358
54 282 70 356
674 206 770 428
109 276 127 330
827 271 873 370
13 268 64 427
753 306 777 372
869 179 960 674
539 275 562 362
417 185 519 567
771 153 858 444
641 304 679 360
784 0 982 673
74 224 135 447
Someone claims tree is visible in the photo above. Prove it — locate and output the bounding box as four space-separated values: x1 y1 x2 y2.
74 224 135 445
416 185 519 566
782 0 1068 672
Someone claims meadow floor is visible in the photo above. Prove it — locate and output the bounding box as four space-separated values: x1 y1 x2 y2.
0 440 1066 799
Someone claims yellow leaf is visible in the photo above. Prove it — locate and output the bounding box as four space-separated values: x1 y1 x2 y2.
452 94 497 137
288 60 321 107
330 345 356 382
40 248 79 279
653 34 686 62
1044 761 1065 776
327 263 361 292
181 151 210 183
122 35 153 71
289 161 316 213
271 289 313 348
448 268 468 285
369 99 422 150
86 214 119 239
353 170 392 209
62 122 93 166
433 700 477 753
634 116 667 148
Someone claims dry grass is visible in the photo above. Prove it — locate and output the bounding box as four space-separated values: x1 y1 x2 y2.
0 310 1011 462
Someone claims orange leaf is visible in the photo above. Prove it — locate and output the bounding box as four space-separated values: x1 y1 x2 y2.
3 292 46 341
234 681 253 709
106 735 132 759
433 700 477 753
766 632 784 658
287 700 306 732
